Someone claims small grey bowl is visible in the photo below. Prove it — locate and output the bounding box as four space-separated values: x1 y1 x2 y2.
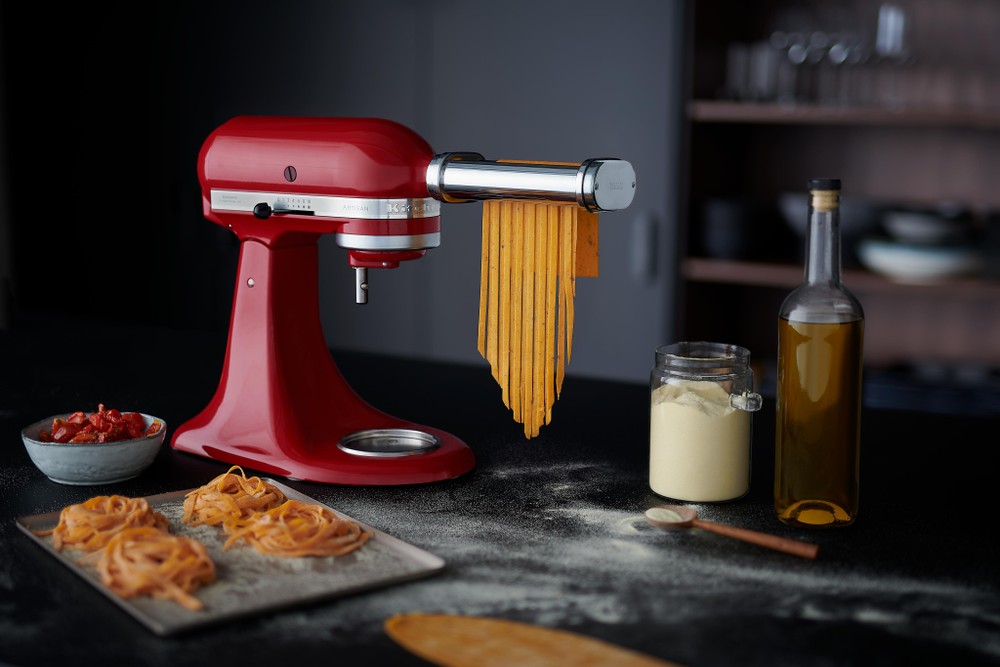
21 413 167 485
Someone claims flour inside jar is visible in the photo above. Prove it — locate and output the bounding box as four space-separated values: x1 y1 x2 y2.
649 379 751 503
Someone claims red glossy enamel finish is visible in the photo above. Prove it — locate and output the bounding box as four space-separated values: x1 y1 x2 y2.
171 117 475 484
198 116 435 198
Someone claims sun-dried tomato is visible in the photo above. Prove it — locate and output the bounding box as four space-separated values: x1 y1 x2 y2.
37 404 157 444
48 418 81 443
66 411 88 425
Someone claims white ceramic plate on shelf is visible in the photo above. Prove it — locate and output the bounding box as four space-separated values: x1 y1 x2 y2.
856 237 981 284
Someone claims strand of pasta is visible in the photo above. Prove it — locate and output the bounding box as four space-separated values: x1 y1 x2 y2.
510 202 524 424
80 526 216 611
544 205 559 424
222 499 373 558
480 197 501 376
520 203 535 432
497 201 512 408
531 205 547 436
562 206 576 367
182 465 286 527
34 495 169 552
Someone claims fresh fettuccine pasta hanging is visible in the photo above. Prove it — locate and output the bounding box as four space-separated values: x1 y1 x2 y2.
478 198 598 438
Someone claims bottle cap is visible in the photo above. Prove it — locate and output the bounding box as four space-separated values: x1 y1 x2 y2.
808 178 841 191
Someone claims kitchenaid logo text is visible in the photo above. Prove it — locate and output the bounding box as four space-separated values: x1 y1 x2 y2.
386 201 428 215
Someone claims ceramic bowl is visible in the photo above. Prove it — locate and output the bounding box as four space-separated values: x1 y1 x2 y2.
881 209 972 245
22 413 167 485
856 237 981 284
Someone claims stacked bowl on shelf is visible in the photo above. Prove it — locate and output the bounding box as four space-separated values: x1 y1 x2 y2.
777 191 880 268
856 205 982 284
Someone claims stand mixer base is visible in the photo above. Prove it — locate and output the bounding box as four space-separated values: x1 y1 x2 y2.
173 418 475 485
170 238 475 485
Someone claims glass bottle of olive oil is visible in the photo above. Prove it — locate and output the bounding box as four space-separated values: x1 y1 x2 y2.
774 178 864 528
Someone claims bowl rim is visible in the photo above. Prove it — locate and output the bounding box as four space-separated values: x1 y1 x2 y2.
22 412 167 448
857 236 978 255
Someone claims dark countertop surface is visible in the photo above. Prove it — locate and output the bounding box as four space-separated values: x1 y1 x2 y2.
1 323 999 667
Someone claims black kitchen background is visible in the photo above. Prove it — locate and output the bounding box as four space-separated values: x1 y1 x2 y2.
0 0 684 387
1 2 264 332
2 0 999 415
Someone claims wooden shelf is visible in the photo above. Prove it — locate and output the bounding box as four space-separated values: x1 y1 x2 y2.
689 100 1000 130
682 3 1000 374
682 257 1000 298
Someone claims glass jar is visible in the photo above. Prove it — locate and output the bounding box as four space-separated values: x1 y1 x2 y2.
649 341 762 502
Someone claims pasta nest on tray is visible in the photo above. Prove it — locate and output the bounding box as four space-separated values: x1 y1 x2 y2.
35 495 169 552
34 495 215 611
222 499 373 558
182 465 286 527
80 526 216 611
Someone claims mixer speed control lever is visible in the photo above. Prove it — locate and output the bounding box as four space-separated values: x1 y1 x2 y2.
253 202 316 219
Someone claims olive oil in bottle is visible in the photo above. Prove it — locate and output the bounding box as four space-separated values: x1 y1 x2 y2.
774 178 864 528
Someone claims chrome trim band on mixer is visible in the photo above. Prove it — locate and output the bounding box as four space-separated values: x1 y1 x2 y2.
210 189 441 219
335 232 441 251
426 153 636 212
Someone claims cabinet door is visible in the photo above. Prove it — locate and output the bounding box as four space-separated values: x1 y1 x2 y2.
318 0 687 384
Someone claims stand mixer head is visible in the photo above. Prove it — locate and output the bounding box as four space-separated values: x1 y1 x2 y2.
171 116 635 484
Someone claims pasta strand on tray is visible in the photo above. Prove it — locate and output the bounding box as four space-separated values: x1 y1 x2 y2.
478 199 598 438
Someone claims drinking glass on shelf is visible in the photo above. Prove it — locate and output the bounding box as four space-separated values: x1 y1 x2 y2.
769 4 813 104
873 2 912 109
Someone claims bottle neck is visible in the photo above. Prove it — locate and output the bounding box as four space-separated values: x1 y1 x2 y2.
804 191 842 285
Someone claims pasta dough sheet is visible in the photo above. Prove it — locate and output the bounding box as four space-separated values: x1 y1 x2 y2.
478 200 598 438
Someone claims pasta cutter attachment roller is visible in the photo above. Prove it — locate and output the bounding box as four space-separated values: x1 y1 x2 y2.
426 152 636 212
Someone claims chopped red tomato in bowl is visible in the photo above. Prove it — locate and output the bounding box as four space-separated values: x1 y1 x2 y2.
38 404 162 444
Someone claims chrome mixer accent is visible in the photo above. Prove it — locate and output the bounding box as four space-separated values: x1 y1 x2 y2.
426 153 636 212
338 428 442 457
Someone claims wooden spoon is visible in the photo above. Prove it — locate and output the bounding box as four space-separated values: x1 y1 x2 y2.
645 505 819 560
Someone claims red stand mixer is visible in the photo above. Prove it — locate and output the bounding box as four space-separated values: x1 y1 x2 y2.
171 116 636 485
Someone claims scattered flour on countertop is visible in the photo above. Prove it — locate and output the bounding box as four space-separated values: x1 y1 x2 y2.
9 456 999 659
247 459 1000 659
